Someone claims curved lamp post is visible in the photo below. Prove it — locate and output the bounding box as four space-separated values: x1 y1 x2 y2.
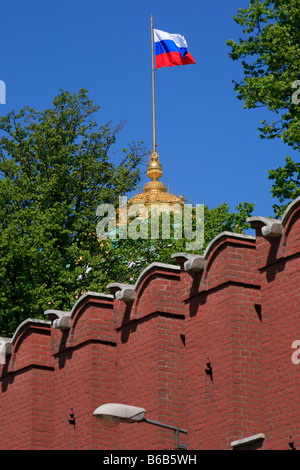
93 403 187 450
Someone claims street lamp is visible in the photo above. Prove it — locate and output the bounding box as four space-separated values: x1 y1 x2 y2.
93 403 187 450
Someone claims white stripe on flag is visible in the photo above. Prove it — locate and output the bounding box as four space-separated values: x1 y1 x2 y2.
153 29 188 49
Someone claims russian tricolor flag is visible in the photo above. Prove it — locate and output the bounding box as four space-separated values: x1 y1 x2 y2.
154 29 196 69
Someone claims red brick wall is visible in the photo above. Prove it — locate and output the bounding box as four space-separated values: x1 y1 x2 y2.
248 201 300 450
115 265 186 450
0 198 299 450
0 320 53 449
49 294 119 450
182 234 263 450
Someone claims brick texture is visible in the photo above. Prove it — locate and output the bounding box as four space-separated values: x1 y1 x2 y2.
0 198 300 450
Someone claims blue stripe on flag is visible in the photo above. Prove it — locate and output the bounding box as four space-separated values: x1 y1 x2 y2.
154 39 187 59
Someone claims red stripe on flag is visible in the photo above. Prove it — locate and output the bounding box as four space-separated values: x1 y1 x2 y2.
155 51 195 69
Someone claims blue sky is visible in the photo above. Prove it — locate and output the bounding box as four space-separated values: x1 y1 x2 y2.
1 0 297 220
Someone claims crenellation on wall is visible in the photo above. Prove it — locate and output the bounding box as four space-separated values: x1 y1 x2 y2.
8 318 52 371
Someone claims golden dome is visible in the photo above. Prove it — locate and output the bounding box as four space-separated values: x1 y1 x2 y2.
128 150 183 206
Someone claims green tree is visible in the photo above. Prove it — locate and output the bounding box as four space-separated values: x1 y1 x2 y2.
227 0 300 215
0 89 146 335
268 156 300 217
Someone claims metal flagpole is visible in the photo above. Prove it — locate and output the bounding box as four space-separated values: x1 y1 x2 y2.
151 14 156 153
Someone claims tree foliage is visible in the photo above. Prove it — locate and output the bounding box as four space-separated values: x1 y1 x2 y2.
227 0 300 148
0 89 146 335
227 0 300 216
268 155 300 217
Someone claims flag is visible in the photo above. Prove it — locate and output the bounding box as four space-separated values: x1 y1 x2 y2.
153 28 196 69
